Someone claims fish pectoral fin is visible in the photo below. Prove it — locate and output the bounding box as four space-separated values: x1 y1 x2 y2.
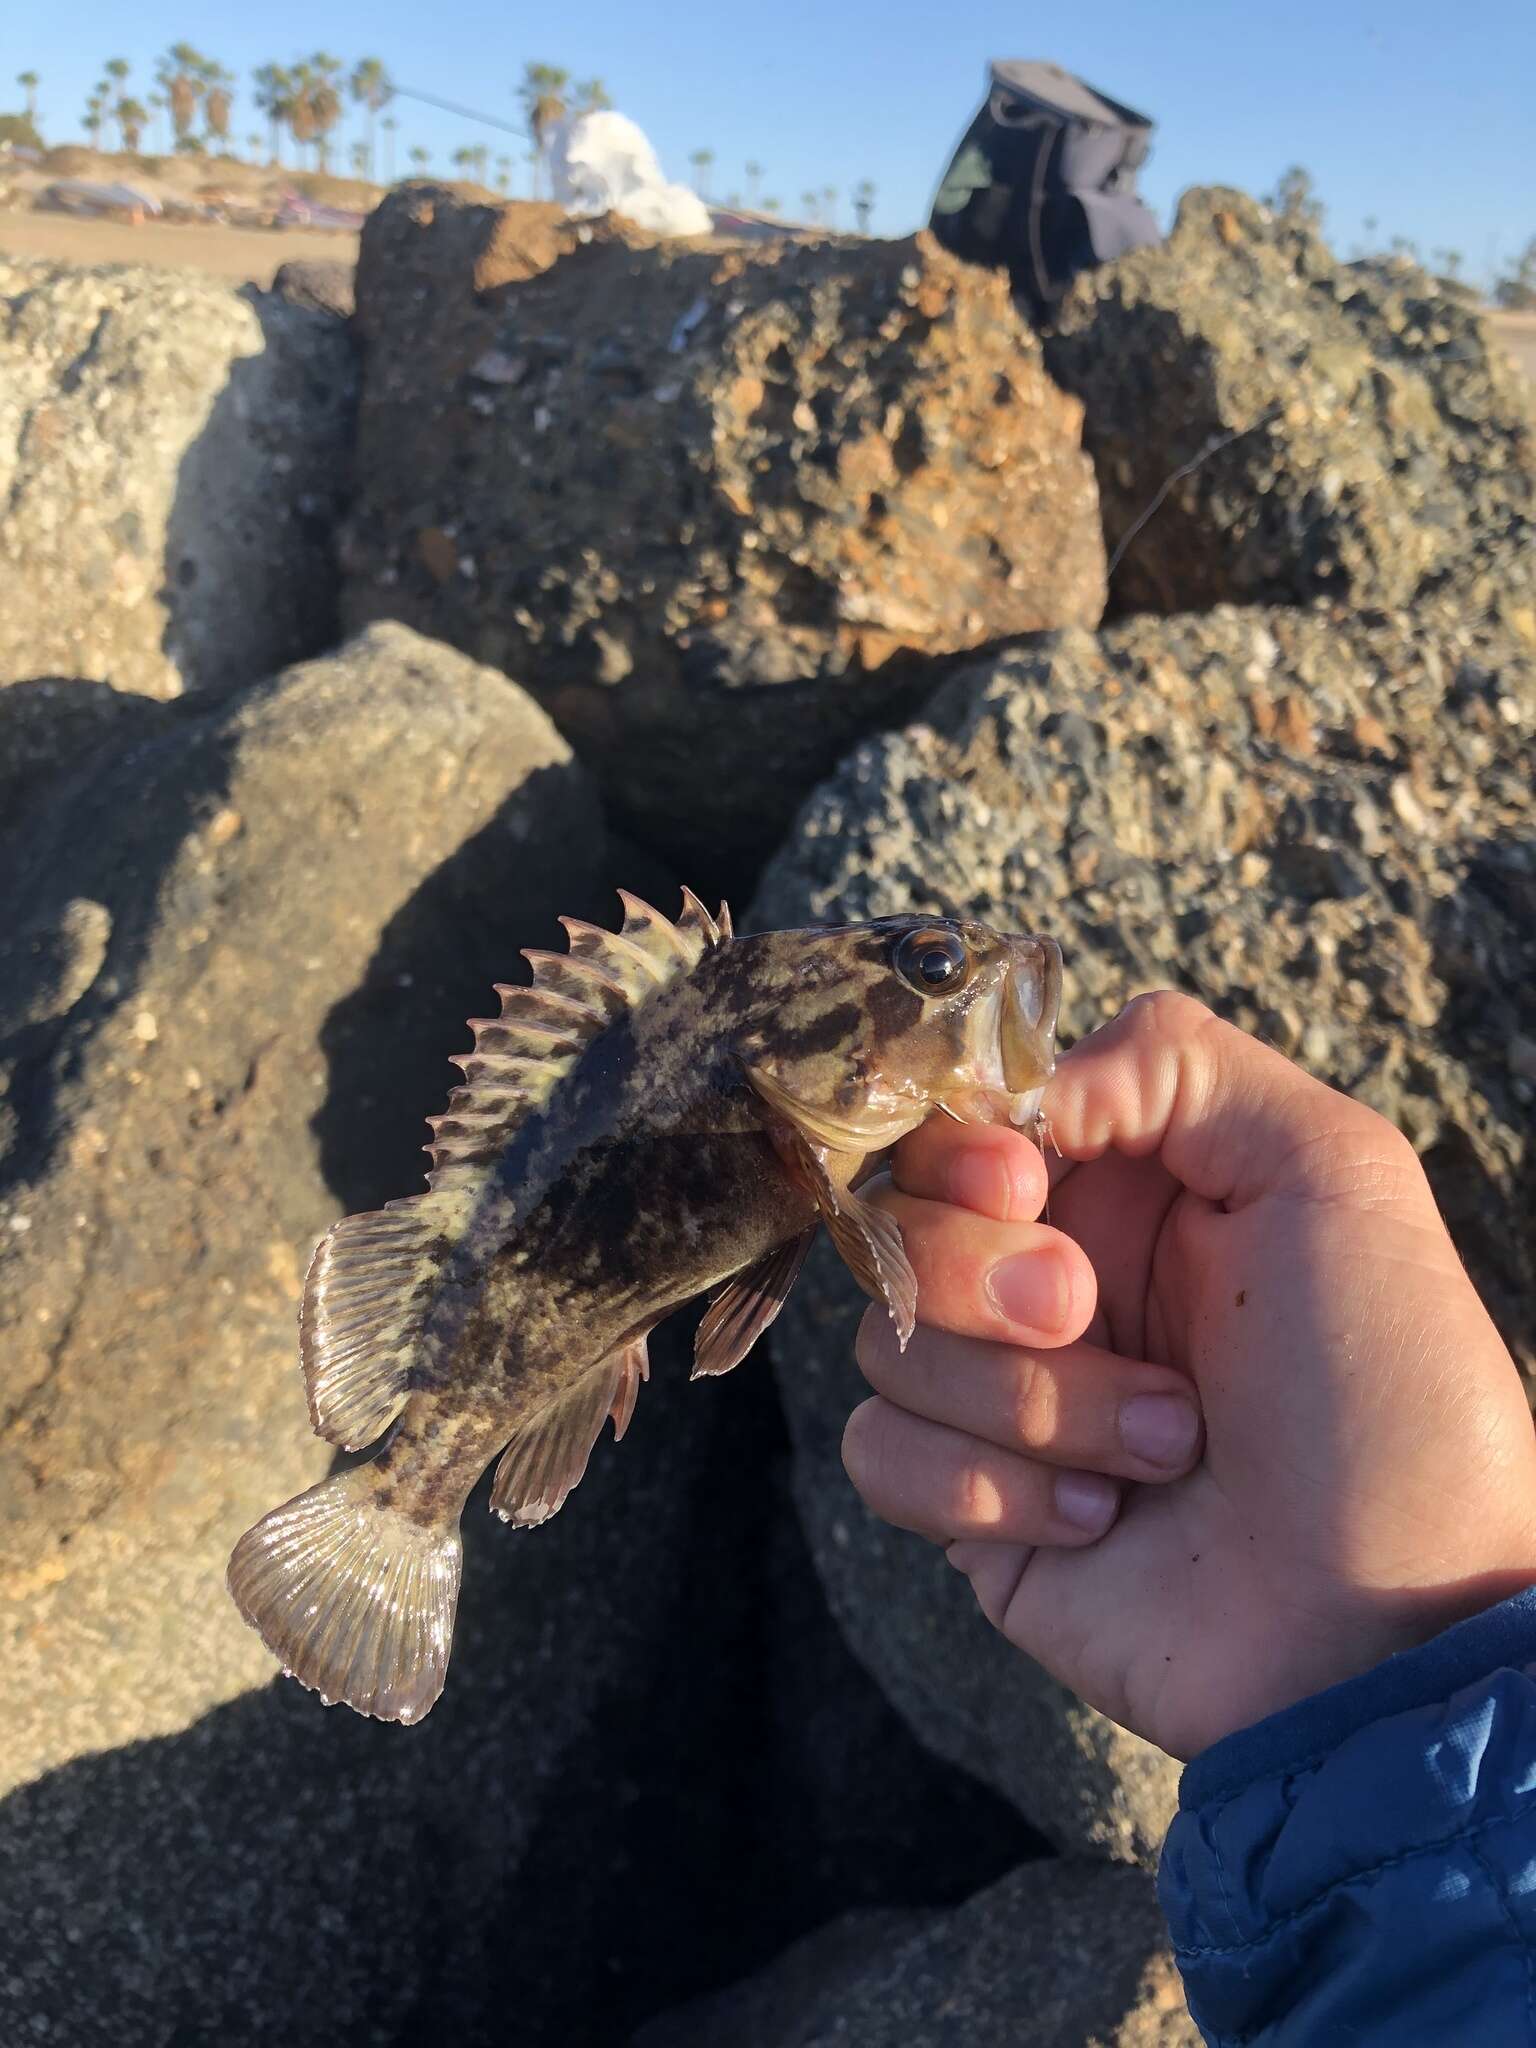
794 1138 917 1352
300 1196 447 1450
227 1460 462 1725
693 1230 817 1379
490 1337 648 1527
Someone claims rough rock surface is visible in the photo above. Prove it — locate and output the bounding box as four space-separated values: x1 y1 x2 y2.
637 1859 1197 2048
343 187 1106 872
0 621 610 1778
1045 188 1535 616
0 257 356 700
754 594 1535 1853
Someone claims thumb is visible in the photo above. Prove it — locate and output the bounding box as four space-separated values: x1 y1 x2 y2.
1044 991 1419 1212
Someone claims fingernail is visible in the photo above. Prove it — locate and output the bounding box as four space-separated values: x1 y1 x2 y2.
987 1251 1068 1333
948 1148 1010 1218
1119 1394 1200 1469
1055 1471 1118 1534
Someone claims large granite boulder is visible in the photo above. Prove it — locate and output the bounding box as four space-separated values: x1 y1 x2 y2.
637 1859 1197 2048
1044 188 1535 616
0 257 355 701
754 593 1535 1858
342 187 1106 872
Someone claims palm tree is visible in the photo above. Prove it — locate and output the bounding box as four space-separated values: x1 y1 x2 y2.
245 132 263 161
744 159 762 205
800 188 819 223
17 72 39 118
148 91 166 151
350 57 391 178
518 62 569 198
157 44 206 143
495 152 512 193
202 63 234 147
381 113 397 181
116 97 148 153
409 144 430 174
853 178 875 233
574 78 610 112
301 53 344 172
689 147 715 199
252 64 293 166
762 195 781 213
821 184 838 227
82 92 105 146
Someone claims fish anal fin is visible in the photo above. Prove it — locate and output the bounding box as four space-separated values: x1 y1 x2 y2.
490 1338 646 1526
227 1461 462 1725
608 1336 650 1441
301 1198 444 1449
693 1231 815 1379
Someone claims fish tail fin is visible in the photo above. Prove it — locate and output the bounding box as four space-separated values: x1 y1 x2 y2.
227 1460 462 1725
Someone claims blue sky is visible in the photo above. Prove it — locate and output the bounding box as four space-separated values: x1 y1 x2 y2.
7 0 1533 284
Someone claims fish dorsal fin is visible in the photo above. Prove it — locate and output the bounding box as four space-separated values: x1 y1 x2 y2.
425 888 727 1193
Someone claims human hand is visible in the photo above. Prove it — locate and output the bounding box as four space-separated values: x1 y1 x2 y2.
842 991 1536 1761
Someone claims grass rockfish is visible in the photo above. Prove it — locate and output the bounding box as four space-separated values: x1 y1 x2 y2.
228 892 1062 1722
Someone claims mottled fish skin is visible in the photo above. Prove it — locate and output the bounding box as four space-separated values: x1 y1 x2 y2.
228 901 1063 1723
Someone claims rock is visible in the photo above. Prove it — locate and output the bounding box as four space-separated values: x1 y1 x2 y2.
753 594 1535 1855
270 257 356 320
343 187 1106 874
0 619 612 1769
0 621 665 2035
0 257 356 701
0 675 174 850
1044 188 1535 616
635 1858 1198 2048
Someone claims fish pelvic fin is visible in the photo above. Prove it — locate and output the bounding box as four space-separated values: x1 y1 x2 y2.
693 1230 815 1378
301 1198 445 1450
490 1336 648 1527
227 1461 462 1725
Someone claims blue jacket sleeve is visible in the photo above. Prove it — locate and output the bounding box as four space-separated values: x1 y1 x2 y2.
1160 1588 1536 2046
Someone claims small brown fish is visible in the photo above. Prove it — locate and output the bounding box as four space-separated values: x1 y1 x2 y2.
228 892 1062 1722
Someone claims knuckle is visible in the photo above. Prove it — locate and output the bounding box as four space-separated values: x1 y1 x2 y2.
1121 988 1212 1043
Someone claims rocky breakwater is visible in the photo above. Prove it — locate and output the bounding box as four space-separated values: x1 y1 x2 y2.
0 256 356 700
341 187 1107 873
1045 187 1534 616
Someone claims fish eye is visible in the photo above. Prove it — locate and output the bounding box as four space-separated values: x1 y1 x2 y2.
893 927 970 996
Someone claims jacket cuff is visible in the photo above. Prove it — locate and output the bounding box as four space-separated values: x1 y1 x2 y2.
1178 1584 1536 1810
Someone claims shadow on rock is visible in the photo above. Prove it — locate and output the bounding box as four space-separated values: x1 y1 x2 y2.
156 286 355 699
311 759 614 1216
0 1339 1033 2048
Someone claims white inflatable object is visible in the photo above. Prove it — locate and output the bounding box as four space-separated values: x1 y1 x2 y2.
551 110 711 239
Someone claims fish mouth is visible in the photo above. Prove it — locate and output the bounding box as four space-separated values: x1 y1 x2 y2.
1000 935 1062 1127
939 934 1063 1130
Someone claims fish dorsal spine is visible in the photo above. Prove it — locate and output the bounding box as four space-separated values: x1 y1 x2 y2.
424 887 731 1192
